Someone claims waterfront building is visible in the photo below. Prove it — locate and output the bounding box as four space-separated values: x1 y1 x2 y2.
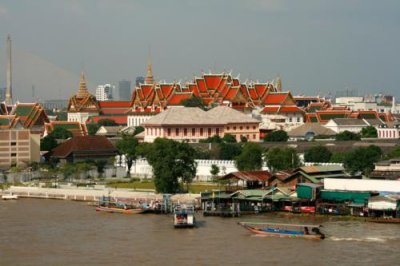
118 80 131 101
96 84 114 101
142 106 260 143
370 158 400 180
0 127 40 169
51 135 117 163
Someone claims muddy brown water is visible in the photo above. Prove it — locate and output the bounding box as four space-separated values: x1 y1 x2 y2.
1 199 399 265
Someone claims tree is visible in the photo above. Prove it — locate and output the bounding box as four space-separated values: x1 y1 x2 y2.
50 127 73 139
330 152 347 163
210 164 220 182
116 134 139 177
199 135 223 143
265 147 300 172
361 126 377 138
335 130 361 141
385 146 400 159
40 135 58 151
98 119 118 126
235 142 263 171
222 134 237 143
87 123 100 136
94 160 108 179
240 135 248 143
263 130 289 142
218 143 242 160
304 145 332 163
143 138 197 193
133 126 145 136
181 96 206 110
343 145 382 175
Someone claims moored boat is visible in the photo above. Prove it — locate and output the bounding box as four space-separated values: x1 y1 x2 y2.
96 197 146 214
2 193 18 200
238 222 325 240
367 217 400 224
173 205 196 228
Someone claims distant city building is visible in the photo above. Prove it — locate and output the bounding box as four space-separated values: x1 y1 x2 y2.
118 80 131 100
136 76 145 86
41 99 68 111
96 84 114 101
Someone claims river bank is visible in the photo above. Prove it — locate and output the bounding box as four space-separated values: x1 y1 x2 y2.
1 186 200 206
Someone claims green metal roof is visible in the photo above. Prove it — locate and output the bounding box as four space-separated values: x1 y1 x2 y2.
15 105 34 116
0 118 11 125
310 117 318 123
320 113 346 120
54 124 80 130
320 190 371 202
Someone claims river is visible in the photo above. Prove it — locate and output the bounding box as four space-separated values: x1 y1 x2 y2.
1 199 399 265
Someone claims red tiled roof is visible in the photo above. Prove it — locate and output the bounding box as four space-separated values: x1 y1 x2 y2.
262 106 280 113
263 93 289 104
168 93 192 105
196 79 207 93
159 84 174 98
52 135 117 158
224 88 238 100
90 116 127 125
98 101 132 108
254 84 268 98
204 74 223 90
279 106 304 113
221 171 272 182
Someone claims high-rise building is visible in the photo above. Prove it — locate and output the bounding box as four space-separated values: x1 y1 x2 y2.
96 84 114 101
118 80 131 100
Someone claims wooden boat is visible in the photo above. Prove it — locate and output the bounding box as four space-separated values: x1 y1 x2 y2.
238 222 325 240
2 193 18 200
173 205 196 228
367 217 400 224
96 197 146 214
95 205 146 214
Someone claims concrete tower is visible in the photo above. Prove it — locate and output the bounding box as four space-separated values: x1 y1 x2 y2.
5 34 13 105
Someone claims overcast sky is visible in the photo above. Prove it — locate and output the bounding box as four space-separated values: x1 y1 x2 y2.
0 0 399 101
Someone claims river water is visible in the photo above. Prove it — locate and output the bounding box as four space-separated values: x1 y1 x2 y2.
1 199 399 266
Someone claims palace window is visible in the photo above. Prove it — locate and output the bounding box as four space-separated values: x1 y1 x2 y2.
192 128 196 136
239 126 243 130
167 128 171 136
208 128 212 136
175 128 179 136
200 128 203 136
216 128 220 135
184 128 187 136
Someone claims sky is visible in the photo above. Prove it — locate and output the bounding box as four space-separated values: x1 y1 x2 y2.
0 0 399 101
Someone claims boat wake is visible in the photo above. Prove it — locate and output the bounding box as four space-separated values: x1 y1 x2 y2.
329 236 399 243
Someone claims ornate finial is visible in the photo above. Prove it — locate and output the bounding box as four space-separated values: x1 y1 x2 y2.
145 47 154 85
276 75 282 92
77 71 90 98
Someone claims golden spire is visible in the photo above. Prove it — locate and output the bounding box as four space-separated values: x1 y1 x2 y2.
275 75 282 92
77 72 90 98
144 47 154 85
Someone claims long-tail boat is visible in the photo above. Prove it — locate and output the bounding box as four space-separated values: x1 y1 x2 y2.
95 197 146 214
238 222 325 240
173 205 196 228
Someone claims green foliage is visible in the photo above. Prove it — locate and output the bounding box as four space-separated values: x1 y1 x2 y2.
86 123 100 136
199 135 223 143
181 96 206 110
222 134 237 143
385 146 400 159
116 134 139 177
235 142 263 171
265 147 300 172
210 164 220 182
40 135 58 151
98 119 118 126
330 152 347 163
335 130 361 141
56 112 68 121
133 126 145 136
143 138 197 193
50 127 73 139
343 145 382 175
304 145 332 163
94 160 108 178
218 143 242 160
240 135 248 143
361 126 378 138
263 130 289 142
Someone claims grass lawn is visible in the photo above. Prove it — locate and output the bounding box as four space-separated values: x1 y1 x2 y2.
106 180 221 193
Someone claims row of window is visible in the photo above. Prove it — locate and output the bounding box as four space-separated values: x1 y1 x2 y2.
226 125 257 131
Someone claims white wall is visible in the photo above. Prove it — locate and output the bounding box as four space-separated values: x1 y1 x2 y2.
324 178 400 193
